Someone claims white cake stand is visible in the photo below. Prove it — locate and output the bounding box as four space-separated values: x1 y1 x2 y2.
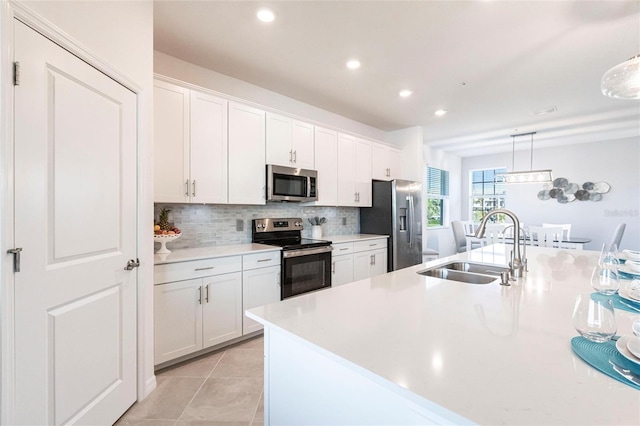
154 233 181 254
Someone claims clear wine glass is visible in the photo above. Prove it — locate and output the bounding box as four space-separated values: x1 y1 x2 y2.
591 266 620 295
572 294 616 343
598 243 620 267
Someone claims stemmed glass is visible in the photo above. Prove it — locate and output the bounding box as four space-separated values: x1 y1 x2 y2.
599 243 620 268
591 266 620 295
572 294 617 342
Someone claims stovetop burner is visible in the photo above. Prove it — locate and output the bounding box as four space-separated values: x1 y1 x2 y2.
251 218 331 250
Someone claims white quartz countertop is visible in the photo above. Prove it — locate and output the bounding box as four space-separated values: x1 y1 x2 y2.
154 243 280 265
247 245 640 425
326 234 388 243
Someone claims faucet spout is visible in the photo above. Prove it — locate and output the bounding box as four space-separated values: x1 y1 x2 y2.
474 209 525 278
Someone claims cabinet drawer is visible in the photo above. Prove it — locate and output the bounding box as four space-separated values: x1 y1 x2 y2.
353 238 387 253
243 251 281 270
332 242 354 256
154 256 242 284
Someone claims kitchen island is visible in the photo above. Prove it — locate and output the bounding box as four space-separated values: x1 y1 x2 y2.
246 245 640 425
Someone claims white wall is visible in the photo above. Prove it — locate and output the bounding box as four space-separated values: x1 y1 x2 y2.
461 137 640 251
423 146 462 257
7 0 155 403
154 51 386 141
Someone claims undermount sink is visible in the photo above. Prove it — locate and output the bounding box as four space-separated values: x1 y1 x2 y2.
416 261 510 284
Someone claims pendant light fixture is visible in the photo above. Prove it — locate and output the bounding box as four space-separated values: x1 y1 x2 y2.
495 132 553 184
601 54 640 100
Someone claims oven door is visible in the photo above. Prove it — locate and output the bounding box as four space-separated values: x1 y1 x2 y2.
281 246 332 299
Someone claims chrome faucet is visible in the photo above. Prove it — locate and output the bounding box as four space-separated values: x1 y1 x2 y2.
474 209 526 279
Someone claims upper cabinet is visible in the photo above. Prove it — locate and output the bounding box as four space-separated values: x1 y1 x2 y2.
337 134 372 207
371 142 402 181
266 113 314 170
153 80 190 203
153 80 228 203
311 126 338 206
228 101 266 205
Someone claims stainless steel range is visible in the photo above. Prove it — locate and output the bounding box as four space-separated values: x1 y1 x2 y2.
252 218 332 299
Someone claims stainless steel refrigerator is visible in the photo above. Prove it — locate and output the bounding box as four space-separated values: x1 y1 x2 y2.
360 179 423 272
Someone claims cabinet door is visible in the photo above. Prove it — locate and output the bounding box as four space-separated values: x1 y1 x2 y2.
337 133 356 206
371 143 389 181
228 102 266 205
355 138 372 207
190 91 228 204
266 112 292 167
353 251 372 282
154 279 203 364
202 272 242 348
332 254 354 286
312 126 338 206
291 120 315 170
153 80 189 203
243 265 281 334
370 248 388 277
387 147 402 180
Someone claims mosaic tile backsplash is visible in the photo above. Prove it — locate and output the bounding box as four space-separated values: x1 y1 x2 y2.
154 203 360 250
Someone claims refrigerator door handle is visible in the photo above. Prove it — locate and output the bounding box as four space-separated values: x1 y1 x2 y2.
408 195 415 248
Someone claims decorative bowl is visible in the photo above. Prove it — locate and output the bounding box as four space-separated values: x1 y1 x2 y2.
154 233 181 254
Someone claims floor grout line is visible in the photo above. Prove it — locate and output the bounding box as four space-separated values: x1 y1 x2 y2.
173 349 229 424
250 389 264 425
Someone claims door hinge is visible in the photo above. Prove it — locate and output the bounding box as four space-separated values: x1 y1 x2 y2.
13 61 20 86
8 247 22 272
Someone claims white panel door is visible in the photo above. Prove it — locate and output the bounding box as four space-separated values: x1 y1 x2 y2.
370 248 388 277
14 21 137 425
190 91 228 203
266 112 293 167
228 102 266 205
353 251 372 282
291 120 315 170
337 133 357 206
202 272 243 348
242 265 281 334
154 279 203 364
332 254 354 286
154 80 190 203
355 138 372 207
371 143 390 181
313 126 338 206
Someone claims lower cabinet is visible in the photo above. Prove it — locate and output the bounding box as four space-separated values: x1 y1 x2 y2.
333 238 388 286
242 251 281 334
154 271 242 364
154 250 280 365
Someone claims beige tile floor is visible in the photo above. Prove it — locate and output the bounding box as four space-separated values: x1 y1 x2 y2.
116 335 265 426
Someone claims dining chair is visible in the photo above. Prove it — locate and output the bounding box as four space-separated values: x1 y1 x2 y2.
610 223 626 248
460 221 476 235
542 223 571 240
529 225 563 248
483 223 507 246
451 220 468 253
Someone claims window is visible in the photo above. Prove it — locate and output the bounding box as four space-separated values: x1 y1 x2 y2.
426 167 449 227
470 168 507 223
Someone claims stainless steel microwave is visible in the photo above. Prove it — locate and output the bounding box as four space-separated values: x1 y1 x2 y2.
266 165 318 202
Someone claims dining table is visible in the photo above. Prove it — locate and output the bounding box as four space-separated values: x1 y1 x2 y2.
466 234 591 251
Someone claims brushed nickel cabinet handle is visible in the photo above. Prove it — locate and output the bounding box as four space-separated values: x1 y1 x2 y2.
194 266 214 271
192 180 196 197
185 179 189 196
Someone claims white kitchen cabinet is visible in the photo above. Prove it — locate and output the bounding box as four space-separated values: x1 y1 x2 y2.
371 142 402 181
266 113 314 170
337 134 372 207
153 80 189 203
332 242 354 286
242 251 281 334
353 239 388 282
308 126 338 206
228 101 266 205
154 255 243 365
153 79 228 204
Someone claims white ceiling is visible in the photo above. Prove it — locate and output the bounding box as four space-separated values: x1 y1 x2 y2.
154 1 640 157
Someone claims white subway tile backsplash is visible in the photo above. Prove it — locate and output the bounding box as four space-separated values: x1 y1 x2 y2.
154 204 359 249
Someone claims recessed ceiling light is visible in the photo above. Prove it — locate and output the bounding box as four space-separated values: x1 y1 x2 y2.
399 90 413 97
435 109 448 116
257 8 276 23
346 59 361 70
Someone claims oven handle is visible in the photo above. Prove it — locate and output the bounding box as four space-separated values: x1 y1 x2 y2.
282 246 333 258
